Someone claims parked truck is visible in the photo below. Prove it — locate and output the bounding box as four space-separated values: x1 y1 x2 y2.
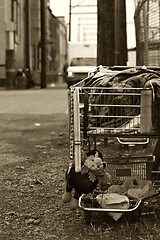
65 42 97 88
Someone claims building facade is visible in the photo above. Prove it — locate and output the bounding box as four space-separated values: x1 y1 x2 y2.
0 0 68 88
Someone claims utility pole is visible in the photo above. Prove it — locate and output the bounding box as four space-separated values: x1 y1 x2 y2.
114 0 119 65
97 0 127 66
69 0 72 41
40 0 46 88
97 0 115 66
118 0 127 65
25 0 30 69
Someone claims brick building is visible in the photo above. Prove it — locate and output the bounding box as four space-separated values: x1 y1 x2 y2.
0 0 68 88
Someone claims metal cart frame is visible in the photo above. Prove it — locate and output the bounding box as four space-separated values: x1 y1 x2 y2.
68 66 160 224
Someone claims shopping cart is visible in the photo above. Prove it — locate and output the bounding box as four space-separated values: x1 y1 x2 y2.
68 66 160 224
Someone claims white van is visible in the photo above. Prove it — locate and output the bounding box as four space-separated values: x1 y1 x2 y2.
66 42 97 88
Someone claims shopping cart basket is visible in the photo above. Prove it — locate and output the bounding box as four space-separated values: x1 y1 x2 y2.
68 66 160 224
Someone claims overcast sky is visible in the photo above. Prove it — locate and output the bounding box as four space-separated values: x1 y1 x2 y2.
50 0 136 48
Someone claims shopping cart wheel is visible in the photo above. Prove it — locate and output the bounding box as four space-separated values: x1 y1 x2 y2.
132 209 141 220
127 207 142 222
104 138 108 146
84 210 92 225
119 144 128 150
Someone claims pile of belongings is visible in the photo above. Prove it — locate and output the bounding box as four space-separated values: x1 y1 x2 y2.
84 67 160 130
85 67 160 92
96 176 156 221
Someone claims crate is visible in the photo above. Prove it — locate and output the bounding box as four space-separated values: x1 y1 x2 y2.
105 155 154 183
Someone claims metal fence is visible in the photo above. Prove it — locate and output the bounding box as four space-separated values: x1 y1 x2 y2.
135 0 160 66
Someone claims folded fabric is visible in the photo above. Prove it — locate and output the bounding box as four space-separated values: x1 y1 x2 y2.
108 177 156 199
96 193 129 221
127 181 156 199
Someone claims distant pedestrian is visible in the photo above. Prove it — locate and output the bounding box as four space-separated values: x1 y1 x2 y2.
63 56 68 83
24 68 35 89
14 69 27 90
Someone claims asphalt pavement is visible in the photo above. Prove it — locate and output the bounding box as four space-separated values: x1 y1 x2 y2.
0 81 69 115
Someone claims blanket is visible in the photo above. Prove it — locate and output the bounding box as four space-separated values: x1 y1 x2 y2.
85 68 160 131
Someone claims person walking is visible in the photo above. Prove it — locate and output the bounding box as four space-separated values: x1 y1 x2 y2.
24 68 35 89
14 69 27 90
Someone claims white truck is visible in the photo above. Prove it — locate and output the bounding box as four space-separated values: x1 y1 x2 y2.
66 42 97 88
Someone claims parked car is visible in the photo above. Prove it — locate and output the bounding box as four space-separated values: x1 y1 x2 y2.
66 57 97 88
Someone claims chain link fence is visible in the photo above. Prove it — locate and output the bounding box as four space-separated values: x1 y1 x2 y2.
135 0 160 66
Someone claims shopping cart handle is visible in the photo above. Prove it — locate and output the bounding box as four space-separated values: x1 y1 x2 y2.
117 137 149 145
